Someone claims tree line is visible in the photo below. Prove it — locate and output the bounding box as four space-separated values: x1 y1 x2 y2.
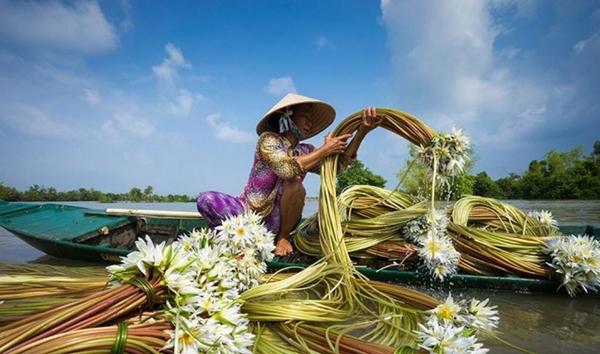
396 140 600 200
2 140 598 202
0 184 194 203
471 141 600 199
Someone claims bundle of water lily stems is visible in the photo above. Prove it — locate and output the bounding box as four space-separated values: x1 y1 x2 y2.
0 108 545 353
294 109 600 297
296 190 556 277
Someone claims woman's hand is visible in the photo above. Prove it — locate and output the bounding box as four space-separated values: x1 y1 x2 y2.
359 107 384 133
322 133 352 156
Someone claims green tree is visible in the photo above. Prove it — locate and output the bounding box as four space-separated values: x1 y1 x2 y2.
473 172 502 198
0 181 19 201
143 185 155 201
127 187 143 202
495 173 521 199
336 160 387 194
397 145 474 200
516 145 600 199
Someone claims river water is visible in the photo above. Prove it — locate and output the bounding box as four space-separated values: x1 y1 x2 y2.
1 200 600 353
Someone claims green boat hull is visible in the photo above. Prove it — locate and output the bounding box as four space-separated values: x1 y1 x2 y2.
1 201 598 293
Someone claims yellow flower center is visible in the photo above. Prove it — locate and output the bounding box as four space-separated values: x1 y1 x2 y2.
426 241 440 256
235 227 246 237
438 304 454 320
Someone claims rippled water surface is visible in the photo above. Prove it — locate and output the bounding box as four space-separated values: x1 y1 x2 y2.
1 200 600 353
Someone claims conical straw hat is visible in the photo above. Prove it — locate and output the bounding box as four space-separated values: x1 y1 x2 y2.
256 93 336 140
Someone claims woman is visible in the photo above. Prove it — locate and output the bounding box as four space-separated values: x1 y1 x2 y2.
197 93 380 256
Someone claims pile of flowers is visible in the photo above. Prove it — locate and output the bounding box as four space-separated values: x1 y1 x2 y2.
416 128 471 188
415 294 499 354
545 234 600 297
107 211 275 353
403 210 460 281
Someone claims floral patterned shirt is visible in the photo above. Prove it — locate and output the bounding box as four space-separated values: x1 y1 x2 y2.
239 132 315 217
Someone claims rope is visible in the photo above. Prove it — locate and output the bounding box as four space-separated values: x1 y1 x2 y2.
110 322 128 354
127 277 156 308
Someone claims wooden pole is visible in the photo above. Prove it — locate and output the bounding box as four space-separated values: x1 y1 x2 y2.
104 208 203 219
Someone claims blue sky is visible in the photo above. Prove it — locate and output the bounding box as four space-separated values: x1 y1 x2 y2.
0 0 598 197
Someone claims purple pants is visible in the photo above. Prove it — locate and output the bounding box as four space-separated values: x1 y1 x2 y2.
196 191 281 233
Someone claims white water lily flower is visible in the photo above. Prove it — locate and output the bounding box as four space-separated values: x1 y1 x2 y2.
163 316 211 354
109 210 274 353
431 294 465 324
167 245 196 272
546 234 600 296
163 269 200 299
231 330 255 354
403 210 459 281
212 303 245 327
194 293 221 314
418 232 460 281
177 234 197 252
417 318 464 352
537 210 557 227
108 236 169 278
449 127 470 151
528 210 558 228
466 298 500 332
417 315 488 354
135 235 171 270
447 335 488 354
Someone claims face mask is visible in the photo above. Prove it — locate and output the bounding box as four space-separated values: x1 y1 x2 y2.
279 108 304 140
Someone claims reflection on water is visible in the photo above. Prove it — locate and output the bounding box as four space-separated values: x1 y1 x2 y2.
458 289 600 353
1 200 600 353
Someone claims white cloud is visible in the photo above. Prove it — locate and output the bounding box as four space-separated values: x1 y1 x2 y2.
500 46 521 59
35 64 90 86
81 89 101 106
380 0 548 142
573 31 600 54
206 113 254 143
168 89 204 117
265 76 297 96
118 0 134 31
152 43 190 85
102 111 154 138
0 103 75 138
0 0 117 53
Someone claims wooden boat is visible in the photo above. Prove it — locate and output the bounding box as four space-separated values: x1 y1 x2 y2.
1 200 598 293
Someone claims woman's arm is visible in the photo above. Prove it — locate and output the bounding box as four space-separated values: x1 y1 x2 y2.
296 133 353 172
339 107 384 170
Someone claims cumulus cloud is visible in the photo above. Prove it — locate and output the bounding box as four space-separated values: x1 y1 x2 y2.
81 89 101 106
0 0 117 53
168 89 196 116
265 76 297 96
380 0 548 140
152 43 190 85
0 103 75 138
102 111 154 138
206 113 254 143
